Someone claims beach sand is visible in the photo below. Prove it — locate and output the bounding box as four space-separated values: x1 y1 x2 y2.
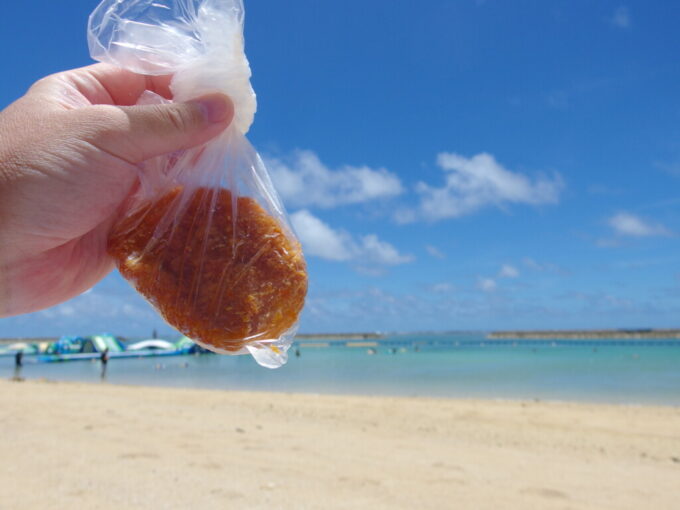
0 380 678 509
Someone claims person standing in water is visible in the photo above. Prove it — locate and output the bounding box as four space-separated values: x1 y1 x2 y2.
100 348 110 381
13 350 23 380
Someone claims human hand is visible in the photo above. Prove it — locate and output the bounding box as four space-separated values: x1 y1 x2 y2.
0 64 233 317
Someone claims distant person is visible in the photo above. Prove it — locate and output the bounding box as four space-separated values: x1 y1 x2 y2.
13 350 23 381
101 347 109 365
100 348 110 381
295 348 301 358
152 329 158 339
0 64 233 318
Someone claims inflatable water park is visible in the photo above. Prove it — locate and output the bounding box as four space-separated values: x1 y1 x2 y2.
0 335 211 363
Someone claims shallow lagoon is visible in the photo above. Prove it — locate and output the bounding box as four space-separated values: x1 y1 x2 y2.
3 333 680 405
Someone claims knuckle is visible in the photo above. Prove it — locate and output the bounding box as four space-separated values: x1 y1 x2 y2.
29 69 78 94
84 105 127 137
76 105 132 156
161 105 197 133
29 76 51 91
28 73 61 94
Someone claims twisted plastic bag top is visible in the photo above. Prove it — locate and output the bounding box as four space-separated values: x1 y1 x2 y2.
88 0 308 368
89 0 256 133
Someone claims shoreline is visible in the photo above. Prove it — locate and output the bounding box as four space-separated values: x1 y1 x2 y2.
7 375 680 408
1 379 679 509
6 376 680 409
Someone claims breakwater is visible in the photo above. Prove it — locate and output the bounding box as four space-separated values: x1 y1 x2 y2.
296 333 384 341
488 329 680 340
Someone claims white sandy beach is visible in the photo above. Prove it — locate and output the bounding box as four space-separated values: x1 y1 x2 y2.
0 379 679 509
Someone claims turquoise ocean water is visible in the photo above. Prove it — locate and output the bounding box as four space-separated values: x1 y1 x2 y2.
2 333 680 405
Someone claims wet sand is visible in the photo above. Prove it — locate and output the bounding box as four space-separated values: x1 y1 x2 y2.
0 379 678 509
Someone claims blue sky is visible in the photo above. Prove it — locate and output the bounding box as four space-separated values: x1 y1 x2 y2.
2 0 680 337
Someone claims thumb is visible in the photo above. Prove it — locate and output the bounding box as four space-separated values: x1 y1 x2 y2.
81 93 233 164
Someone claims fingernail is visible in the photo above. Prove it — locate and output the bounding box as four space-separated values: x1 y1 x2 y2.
193 94 232 124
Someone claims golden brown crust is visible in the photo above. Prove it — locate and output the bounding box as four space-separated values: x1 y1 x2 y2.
108 187 308 352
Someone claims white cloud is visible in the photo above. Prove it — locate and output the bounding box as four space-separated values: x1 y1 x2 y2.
401 153 563 222
523 257 541 270
477 278 497 292
267 150 404 209
425 245 446 259
393 208 417 224
34 284 160 334
607 212 671 237
596 238 622 248
611 6 631 28
360 234 414 265
654 160 680 177
289 210 355 261
521 257 571 276
40 303 77 319
499 264 519 278
290 210 413 268
522 257 566 274
430 283 454 293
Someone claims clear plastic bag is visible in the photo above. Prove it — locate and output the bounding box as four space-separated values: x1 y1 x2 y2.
88 0 308 369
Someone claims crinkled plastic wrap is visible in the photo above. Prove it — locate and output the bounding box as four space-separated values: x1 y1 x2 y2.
88 0 308 368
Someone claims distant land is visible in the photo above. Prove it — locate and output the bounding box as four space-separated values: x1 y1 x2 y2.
0 337 56 345
0 333 385 345
488 329 680 340
5 329 680 345
296 333 384 341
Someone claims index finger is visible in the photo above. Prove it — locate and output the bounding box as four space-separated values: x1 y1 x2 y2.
33 63 174 107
